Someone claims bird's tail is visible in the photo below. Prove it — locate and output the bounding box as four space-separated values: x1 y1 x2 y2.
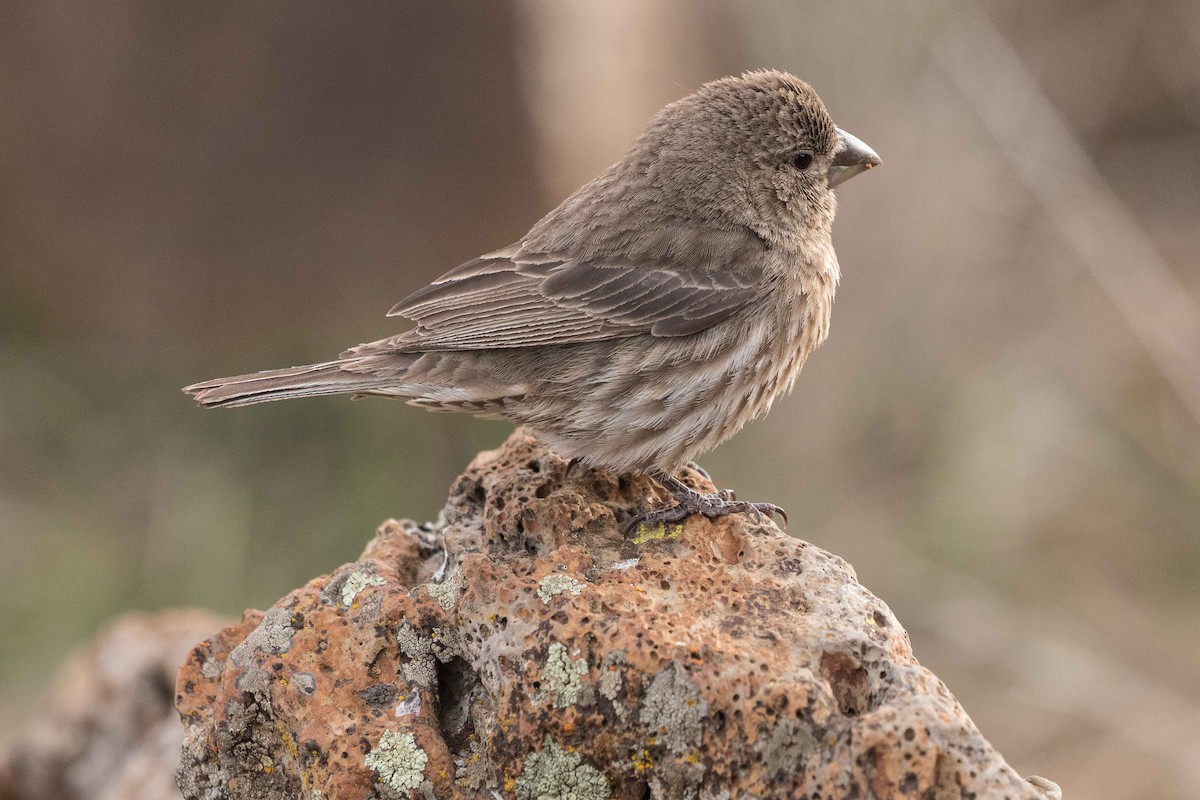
183 359 392 408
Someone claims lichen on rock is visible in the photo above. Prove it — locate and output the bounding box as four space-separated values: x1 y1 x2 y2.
538 642 591 708
638 661 707 754
365 731 428 795
396 619 437 690
341 570 387 608
597 650 628 718
172 428 1053 800
536 573 585 605
426 569 460 611
515 736 609 800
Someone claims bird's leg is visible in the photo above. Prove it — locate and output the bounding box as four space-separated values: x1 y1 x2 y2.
684 461 735 500
623 472 787 535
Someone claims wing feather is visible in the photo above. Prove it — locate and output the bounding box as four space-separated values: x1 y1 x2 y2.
359 226 767 354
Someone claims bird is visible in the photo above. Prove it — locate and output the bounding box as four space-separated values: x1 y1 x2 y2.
184 69 880 533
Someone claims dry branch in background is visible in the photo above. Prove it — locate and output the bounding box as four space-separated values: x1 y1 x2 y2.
936 3 1200 429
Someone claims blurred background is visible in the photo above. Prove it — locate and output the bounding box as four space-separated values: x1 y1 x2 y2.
2 1 1198 797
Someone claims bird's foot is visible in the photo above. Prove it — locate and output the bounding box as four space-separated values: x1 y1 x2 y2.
623 473 787 536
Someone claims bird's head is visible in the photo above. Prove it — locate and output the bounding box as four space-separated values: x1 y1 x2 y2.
626 70 880 249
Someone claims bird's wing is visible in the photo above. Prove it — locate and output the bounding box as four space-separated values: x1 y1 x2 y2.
350 229 768 354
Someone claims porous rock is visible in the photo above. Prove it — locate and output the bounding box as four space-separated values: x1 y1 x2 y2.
175 428 1051 799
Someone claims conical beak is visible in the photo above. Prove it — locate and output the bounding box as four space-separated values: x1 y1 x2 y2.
828 128 881 188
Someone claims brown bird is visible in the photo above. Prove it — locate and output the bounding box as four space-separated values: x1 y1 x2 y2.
185 70 880 532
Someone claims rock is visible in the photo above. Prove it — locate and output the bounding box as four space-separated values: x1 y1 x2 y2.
174 428 1053 799
0 609 228 800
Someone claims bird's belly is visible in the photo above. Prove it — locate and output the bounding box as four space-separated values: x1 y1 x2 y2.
519 298 826 475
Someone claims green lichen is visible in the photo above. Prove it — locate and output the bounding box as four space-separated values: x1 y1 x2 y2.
539 642 589 708
365 731 427 794
426 569 460 611
516 735 609 800
639 662 708 753
341 571 386 608
537 574 586 605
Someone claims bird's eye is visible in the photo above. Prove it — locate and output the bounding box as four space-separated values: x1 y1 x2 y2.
792 152 813 170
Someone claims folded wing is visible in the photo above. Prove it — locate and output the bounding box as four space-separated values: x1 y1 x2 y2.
349 227 768 355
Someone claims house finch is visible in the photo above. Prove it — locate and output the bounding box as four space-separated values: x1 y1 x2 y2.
185 69 880 532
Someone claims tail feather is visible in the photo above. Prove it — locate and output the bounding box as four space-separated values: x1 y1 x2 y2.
183 360 388 408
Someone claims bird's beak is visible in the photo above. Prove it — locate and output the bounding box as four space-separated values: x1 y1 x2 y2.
828 128 881 188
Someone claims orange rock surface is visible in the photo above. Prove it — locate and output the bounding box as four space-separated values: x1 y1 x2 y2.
175 429 1047 799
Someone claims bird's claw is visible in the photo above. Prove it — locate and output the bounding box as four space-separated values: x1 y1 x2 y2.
623 484 789 536
700 499 786 528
